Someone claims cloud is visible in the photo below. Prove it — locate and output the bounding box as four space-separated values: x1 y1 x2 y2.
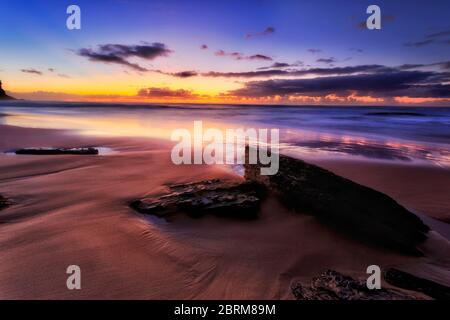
437 61 450 69
246 26 275 39
247 54 273 61
307 49 322 54
48 68 55 72
152 70 198 78
350 48 364 53
227 70 449 99
425 29 450 39
137 87 198 99
200 44 208 50
76 42 172 71
316 57 336 64
21 68 43 75
404 28 450 47
257 62 302 70
214 50 272 61
404 39 435 48
171 71 198 78
202 64 393 78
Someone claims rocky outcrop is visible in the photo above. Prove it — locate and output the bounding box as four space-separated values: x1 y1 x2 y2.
15 147 99 155
244 150 429 256
384 268 450 300
130 179 264 219
0 80 15 100
292 270 418 300
0 195 10 210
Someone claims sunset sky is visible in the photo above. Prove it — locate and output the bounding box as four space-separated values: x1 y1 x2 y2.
0 0 449 105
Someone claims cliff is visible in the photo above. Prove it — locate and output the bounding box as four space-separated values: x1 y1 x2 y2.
0 81 15 100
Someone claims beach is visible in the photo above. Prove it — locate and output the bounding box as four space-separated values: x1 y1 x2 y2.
0 121 449 299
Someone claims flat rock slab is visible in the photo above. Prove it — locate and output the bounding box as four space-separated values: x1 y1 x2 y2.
15 147 99 155
130 179 263 219
292 270 418 300
384 268 450 300
245 151 429 255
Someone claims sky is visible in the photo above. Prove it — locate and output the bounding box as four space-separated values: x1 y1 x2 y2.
0 0 449 105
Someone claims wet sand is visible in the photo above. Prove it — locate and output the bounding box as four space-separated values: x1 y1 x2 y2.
0 124 449 299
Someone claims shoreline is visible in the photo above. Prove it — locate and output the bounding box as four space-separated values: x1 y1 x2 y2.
0 124 449 299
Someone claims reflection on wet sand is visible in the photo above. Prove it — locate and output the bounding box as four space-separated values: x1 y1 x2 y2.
1 104 449 168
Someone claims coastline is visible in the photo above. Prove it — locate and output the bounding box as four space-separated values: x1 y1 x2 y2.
0 124 449 299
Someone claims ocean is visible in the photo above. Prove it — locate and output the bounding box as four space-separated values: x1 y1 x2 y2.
1 101 449 167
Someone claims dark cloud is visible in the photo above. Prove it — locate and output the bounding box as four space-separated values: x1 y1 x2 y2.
247 54 272 61
397 64 426 70
425 29 450 39
228 70 448 99
396 61 450 71
76 42 172 72
171 71 198 78
317 57 336 64
200 44 208 50
307 49 322 54
246 26 275 39
202 64 393 78
152 69 198 78
265 62 291 68
257 62 296 70
21 68 43 75
48 68 55 72
438 61 450 69
350 48 364 53
214 50 272 61
404 39 435 48
204 69 290 78
404 28 450 47
137 87 197 99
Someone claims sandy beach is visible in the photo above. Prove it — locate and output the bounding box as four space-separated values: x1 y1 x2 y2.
0 123 448 299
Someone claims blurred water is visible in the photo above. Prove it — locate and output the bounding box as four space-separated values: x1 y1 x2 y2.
1 101 449 167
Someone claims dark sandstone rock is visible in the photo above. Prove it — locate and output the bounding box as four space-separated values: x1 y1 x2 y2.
244 150 429 256
15 147 99 155
0 195 10 210
130 179 264 219
384 268 450 300
292 270 418 300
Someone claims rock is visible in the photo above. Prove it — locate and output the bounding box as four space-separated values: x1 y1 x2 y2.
0 195 10 210
15 147 99 155
292 270 418 300
0 80 15 100
384 268 450 300
244 149 429 256
130 179 264 219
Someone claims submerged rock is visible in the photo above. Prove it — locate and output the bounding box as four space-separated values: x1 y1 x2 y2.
244 150 429 255
15 147 99 155
130 179 263 219
384 268 450 300
292 270 417 300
